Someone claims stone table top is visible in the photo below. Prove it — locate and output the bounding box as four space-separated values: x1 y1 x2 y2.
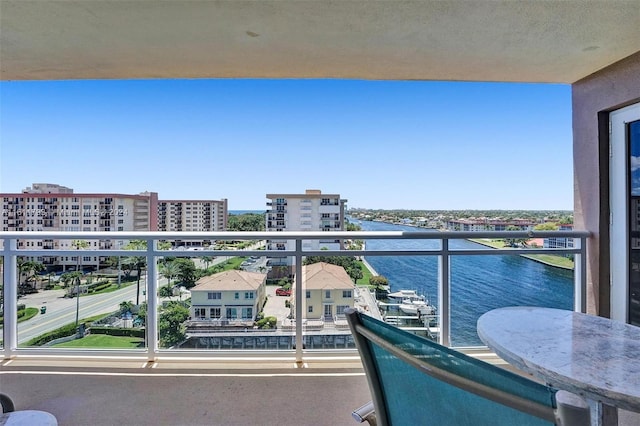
477 307 640 412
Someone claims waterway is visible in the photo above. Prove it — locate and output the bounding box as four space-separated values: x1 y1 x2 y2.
359 220 573 346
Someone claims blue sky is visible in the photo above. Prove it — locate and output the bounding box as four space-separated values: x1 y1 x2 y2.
0 79 573 211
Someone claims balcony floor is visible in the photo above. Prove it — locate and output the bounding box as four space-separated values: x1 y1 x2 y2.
1 357 638 425
0 358 371 426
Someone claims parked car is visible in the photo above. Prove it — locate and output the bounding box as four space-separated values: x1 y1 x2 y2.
275 288 291 296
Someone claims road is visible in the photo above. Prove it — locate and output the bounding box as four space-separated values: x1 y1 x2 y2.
3 251 261 344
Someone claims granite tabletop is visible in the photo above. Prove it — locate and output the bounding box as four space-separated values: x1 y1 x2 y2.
477 307 640 412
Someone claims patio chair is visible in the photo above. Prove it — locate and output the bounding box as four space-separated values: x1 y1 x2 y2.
345 308 590 426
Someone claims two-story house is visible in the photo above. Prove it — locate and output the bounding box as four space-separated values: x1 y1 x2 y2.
292 262 355 322
190 270 267 323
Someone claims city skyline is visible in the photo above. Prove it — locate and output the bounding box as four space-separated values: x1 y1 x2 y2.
0 79 573 211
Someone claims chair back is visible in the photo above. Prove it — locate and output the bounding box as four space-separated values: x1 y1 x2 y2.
346 308 559 426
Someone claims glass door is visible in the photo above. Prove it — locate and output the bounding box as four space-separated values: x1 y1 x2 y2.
610 102 640 324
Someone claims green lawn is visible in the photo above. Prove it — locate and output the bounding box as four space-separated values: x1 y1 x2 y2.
53 334 144 348
469 239 574 270
356 260 374 285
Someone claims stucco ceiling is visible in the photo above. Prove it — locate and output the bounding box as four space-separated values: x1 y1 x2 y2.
1 0 639 83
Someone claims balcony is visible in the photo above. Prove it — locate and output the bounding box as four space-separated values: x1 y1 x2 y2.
9 229 636 425
2 229 589 357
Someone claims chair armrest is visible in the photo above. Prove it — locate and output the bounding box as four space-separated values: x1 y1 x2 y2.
554 390 590 426
352 401 376 425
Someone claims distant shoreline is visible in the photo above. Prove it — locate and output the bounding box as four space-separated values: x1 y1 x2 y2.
356 219 573 271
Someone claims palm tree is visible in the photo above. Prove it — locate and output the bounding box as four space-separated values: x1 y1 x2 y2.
159 260 179 289
200 255 213 270
71 239 89 328
124 240 147 305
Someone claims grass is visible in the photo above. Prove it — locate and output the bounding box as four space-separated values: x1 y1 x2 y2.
53 334 144 348
469 238 574 270
356 260 374 285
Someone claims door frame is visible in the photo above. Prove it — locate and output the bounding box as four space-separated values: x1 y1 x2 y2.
610 102 640 322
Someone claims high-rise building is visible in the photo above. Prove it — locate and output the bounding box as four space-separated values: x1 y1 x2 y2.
1 183 228 270
265 189 347 272
157 199 228 247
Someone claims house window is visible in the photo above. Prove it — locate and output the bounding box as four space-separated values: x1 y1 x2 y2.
210 307 221 319
234 292 240 299
308 305 313 313
342 290 352 298
306 291 311 299
245 292 254 299
226 307 237 319
194 308 206 318
207 292 221 300
325 290 331 299
242 307 253 319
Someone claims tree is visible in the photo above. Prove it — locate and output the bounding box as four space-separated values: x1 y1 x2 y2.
200 256 213 270
227 213 265 231
19 260 45 290
124 240 147 305
369 275 389 299
159 285 174 299
503 225 529 248
159 260 179 288
173 258 197 289
71 239 89 329
347 266 363 283
159 302 189 348
534 222 559 231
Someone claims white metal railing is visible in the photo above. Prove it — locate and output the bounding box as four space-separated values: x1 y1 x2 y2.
1 229 589 363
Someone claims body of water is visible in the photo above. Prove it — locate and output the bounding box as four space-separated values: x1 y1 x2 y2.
359 220 573 346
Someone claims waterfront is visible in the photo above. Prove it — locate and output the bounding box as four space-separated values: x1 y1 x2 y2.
359 220 574 346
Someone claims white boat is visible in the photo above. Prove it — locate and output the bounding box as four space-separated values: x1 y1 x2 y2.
399 299 436 316
387 289 425 303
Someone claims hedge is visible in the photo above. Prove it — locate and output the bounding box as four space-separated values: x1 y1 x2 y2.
89 327 145 338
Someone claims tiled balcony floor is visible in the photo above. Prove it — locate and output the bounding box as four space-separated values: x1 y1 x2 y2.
0 359 370 426
1 358 638 425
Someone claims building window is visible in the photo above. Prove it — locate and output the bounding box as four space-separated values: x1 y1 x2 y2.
245 292 254 299
207 292 221 300
226 307 237 319
210 307 221 319
194 308 206 318
325 290 331 299
342 290 352 298
308 305 313 313
242 307 253 319
306 291 311 299
234 292 240 299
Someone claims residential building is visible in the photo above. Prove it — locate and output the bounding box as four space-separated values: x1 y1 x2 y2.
545 224 575 249
266 190 347 272
157 199 228 247
446 219 536 231
1 184 228 269
1 184 159 271
190 270 266 323
293 262 355 321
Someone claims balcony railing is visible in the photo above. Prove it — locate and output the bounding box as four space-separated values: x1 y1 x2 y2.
1 229 589 363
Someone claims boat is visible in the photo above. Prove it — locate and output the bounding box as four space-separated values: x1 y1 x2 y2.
399 300 436 316
387 289 425 303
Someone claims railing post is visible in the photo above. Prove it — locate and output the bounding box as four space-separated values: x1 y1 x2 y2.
574 236 587 313
295 239 303 365
146 238 158 361
2 239 18 358
439 238 451 346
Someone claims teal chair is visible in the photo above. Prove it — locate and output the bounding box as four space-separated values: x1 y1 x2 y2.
345 308 590 426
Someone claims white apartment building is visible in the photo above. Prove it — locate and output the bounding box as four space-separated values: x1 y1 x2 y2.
157 199 228 247
2 183 228 270
265 190 347 270
1 184 159 271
